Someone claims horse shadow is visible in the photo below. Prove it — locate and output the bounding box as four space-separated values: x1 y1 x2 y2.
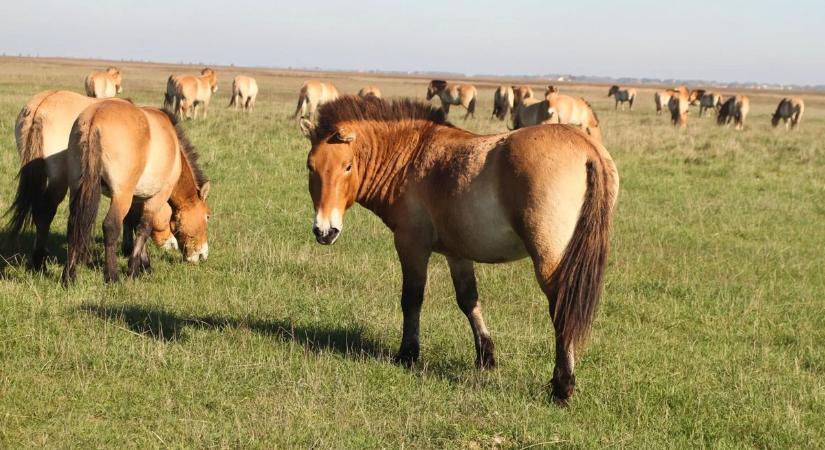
0 229 66 278
80 303 475 383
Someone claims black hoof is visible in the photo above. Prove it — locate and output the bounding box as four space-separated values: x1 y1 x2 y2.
549 374 576 406
395 346 419 367
475 353 497 370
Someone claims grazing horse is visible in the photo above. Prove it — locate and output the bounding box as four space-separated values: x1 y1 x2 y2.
492 85 514 121
84 67 122 98
512 85 534 104
228 75 258 112
426 80 477 119
668 89 690 128
699 93 722 117
357 86 382 98
164 68 219 119
717 95 749 130
299 96 619 403
294 80 340 119
512 87 602 143
772 97 804 130
61 100 211 285
607 85 636 110
688 89 706 105
3 91 177 270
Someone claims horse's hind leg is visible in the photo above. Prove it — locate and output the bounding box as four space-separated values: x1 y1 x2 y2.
102 193 133 283
447 257 495 369
30 184 66 271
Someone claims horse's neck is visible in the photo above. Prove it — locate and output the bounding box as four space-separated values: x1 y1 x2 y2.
169 150 198 209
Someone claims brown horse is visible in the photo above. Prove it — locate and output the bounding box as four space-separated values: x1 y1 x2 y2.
294 80 340 119
61 100 211 285
668 89 690 128
492 85 514 121
688 89 706 105
511 87 602 143
228 75 258 112
85 67 122 98
3 91 177 270
717 95 749 130
607 85 636 110
164 68 219 119
772 97 804 130
698 92 722 117
357 86 382 98
512 85 534 104
299 97 619 403
426 80 477 119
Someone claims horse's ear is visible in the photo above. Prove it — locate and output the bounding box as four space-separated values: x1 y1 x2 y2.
199 181 211 200
299 119 316 141
334 127 356 143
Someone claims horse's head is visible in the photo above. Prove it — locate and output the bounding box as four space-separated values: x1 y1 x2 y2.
300 118 359 245
106 67 123 94
607 85 618 97
202 68 219 92
173 181 211 262
426 80 447 100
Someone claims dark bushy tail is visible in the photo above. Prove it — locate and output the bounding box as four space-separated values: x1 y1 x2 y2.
228 79 238 108
467 95 477 116
3 104 48 242
548 155 618 350
62 120 103 285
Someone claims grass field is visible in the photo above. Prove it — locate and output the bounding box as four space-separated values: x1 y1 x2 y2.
0 57 823 448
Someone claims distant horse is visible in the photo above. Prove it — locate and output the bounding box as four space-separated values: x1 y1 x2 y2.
688 89 706 105
293 80 339 119
164 68 219 119
492 85 514 120
426 80 477 119
607 85 636 110
299 96 619 403
228 75 258 112
3 91 177 270
357 86 382 98
717 95 749 130
772 97 804 130
512 85 534 104
61 100 211 285
668 89 690 128
512 86 602 143
698 93 722 117
654 90 674 115
85 67 122 98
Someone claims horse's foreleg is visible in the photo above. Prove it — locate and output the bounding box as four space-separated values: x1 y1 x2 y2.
447 257 495 369
202 99 210 118
127 216 152 279
394 235 432 366
442 102 450 118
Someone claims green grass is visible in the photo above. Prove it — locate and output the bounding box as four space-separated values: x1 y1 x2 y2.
1 57 824 448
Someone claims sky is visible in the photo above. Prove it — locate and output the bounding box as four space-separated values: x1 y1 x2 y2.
2 0 824 85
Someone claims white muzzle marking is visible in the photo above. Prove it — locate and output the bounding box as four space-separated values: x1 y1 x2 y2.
186 242 209 263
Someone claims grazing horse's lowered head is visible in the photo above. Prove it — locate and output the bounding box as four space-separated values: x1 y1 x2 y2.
425 80 448 100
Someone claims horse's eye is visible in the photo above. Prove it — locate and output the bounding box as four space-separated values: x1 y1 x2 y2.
345 163 352 172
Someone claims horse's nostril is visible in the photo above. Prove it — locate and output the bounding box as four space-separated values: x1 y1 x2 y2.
312 226 322 238
328 228 340 239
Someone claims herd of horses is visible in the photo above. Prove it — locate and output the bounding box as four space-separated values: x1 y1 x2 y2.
2 65 808 404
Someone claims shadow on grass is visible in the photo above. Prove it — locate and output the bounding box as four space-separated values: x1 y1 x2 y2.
80 303 476 384
0 228 66 278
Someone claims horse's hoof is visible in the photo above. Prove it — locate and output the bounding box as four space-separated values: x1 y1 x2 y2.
475 355 497 370
395 347 419 367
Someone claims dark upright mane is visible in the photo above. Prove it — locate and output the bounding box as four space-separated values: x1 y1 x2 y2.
429 79 447 89
160 108 208 187
314 96 452 137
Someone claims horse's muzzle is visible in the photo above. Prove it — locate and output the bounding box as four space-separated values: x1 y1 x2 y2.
313 226 340 245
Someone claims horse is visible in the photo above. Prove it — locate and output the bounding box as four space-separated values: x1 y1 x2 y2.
698 93 722 117
512 87 602 143
668 89 690 128
512 85 534 104
3 90 178 270
492 85 514 121
357 86 382 98
688 89 706 105
717 95 749 130
772 97 804 130
654 90 673 115
607 85 636 110
425 80 477 119
293 80 340 119
228 75 258 112
61 100 211 285
164 68 218 119
298 96 619 403
84 67 122 98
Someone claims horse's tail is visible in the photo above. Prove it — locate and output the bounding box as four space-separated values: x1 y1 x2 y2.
163 75 176 110
3 99 50 241
548 149 618 351
467 94 477 116
628 91 635 109
84 75 95 97
293 86 308 118
62 118 103 285
228 79 238 108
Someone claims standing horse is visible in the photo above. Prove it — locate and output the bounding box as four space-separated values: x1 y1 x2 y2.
228 75 258 112
717 95 749 130
698 93 722 117
772 97 804 130
84 67 122 98
492 85 514 121
164 68 219 119
3 91 177 270
668 89 690 128
654 90 674 116
426 80 477 119
512 87 602 143
294 80 340 119
607 85 636 110
299 97 619 403
688 89 706 105
61 100 211 285
512 85 534 104
357 86 382 98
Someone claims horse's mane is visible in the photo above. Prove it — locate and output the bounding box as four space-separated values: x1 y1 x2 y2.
160 108 208 187
429 79 447 89
314 96 453 136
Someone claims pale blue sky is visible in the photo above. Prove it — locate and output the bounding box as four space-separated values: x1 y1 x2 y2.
2 0 823 85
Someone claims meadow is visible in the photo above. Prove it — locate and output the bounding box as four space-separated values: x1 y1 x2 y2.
0 57 823 448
